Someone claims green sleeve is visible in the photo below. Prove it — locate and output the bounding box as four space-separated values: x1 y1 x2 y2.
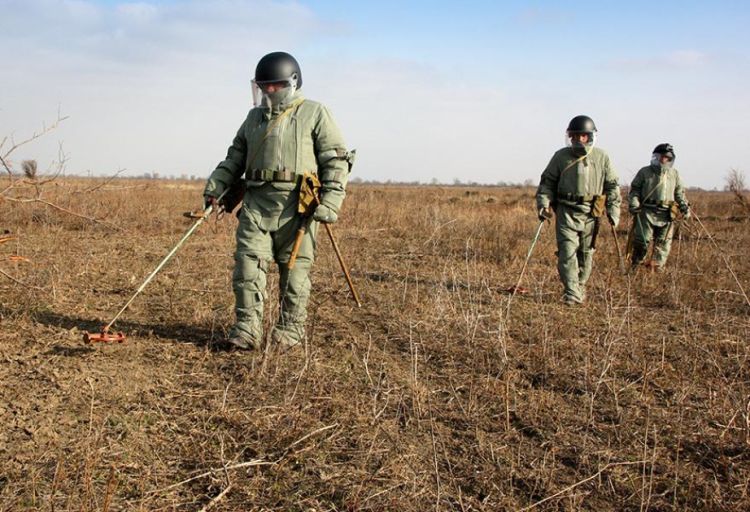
629 169 644 210
674 170 689 213
313 106 350 213
536 153 560 210
204 117 248 198
603 154 622 223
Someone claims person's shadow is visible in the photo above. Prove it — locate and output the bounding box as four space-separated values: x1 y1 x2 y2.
32 309 234 353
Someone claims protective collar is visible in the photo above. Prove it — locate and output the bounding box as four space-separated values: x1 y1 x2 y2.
262 90 304 117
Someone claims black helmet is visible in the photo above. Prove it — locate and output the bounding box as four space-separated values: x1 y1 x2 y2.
652 143 675 160
567 115 597 134
254 52 302 89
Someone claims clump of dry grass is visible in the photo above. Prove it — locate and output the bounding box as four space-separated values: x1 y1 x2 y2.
0 180 748 510
21 160 37 180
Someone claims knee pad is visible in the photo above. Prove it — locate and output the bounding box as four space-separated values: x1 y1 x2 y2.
232 253 269 291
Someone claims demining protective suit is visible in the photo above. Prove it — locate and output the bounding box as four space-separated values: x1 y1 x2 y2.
628 144 689 269
536 115 622 304
203 52 351 349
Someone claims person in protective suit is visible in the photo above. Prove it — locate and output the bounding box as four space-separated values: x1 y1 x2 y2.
628 143 690 271
203 52 351 350
536 115 622 304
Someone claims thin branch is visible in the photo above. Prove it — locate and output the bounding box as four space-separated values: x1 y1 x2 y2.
29 143 69 186
284 422 339 452
0 154 13 181
3 197 122 230
1 115 69 160
75 169 127 194
0 267 26 286
517 461 647 511
197 484 233 512
148 423 339 496
0 267 47 293
2 115 68 189
38 198 122 230
148 459 272 494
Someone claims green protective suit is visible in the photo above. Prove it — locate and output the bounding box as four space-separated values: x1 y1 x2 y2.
628 164 689 268
536 146 622 303
204 91 350 345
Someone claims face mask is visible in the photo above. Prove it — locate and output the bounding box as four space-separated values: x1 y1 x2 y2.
651 154 673 170
565 132 595 156
262 86 295 108
570 142 588 157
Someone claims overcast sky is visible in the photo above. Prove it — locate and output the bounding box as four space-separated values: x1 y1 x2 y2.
1 0 749 189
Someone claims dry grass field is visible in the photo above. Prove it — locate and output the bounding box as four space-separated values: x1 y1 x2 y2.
0 178 748 511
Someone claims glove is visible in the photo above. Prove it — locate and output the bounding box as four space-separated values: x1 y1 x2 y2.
313 204 338 224
537 207 553 221
204 195 218 210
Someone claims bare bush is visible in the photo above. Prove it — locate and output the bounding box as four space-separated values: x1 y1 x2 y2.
725 168 746 192
725 168 750 215
1 115 122 232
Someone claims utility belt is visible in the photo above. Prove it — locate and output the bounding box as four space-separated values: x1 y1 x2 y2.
246 168 303 183
643 200 675 210
643 199 681 220
559 193 600 204
558 193 607 218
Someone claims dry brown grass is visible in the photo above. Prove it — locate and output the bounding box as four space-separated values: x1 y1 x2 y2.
1 179 748 511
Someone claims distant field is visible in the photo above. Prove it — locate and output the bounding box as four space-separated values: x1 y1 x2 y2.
1 178 748 511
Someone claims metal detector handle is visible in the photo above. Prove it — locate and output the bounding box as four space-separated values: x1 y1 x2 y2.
590 217 601 251
288 215 314 270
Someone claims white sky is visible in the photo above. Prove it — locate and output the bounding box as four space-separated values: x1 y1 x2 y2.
1 0 749 189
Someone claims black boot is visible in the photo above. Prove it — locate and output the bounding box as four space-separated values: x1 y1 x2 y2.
630 244 648 270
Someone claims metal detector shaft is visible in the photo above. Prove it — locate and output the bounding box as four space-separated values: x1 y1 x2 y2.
322 222 362 308
304 177 361 307
506 220 545 317
103 190 228 332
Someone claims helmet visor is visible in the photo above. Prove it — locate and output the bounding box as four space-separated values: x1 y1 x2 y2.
251 80 263 107
255 80 296 108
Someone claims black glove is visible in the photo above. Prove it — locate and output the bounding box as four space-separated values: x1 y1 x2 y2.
538 207 553 221
204 195 218 210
